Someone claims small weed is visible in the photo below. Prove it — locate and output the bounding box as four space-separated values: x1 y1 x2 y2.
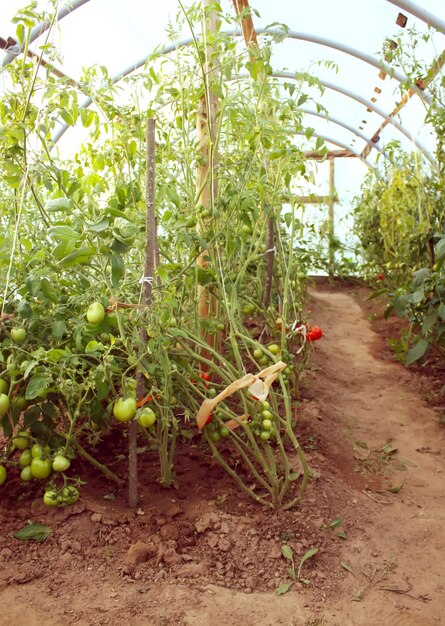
275 545 319 595
215 494 227 507
341 559 398 601
280 529 295 542
345 432 399 475
322 517 348 540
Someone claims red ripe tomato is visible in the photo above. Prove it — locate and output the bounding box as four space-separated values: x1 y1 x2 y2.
307 326 323 342
377 273 384 281
199 372 211 382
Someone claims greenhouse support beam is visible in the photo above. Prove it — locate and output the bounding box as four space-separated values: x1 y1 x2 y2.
270 73 437 169
49 39 435 168
386 0 445 35
1 0 92 67
299 107 388 161
362 47 445 160
295 131 378 175
254 29 431 107
51 68 435 170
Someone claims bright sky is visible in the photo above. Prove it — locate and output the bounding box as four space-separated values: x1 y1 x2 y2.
1 0 444 243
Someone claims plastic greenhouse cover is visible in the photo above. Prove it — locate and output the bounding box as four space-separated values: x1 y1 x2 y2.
0 0 444 242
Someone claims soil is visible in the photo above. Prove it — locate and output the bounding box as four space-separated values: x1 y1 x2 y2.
0 279 444 626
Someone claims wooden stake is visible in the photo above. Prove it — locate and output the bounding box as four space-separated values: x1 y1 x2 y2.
129 118 157 509
196 0 219 360
328 157 335 277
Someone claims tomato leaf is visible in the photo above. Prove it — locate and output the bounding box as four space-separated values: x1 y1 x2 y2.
405 338 429 365
422 309 438 334
45 198 73 213
51 320 66 339
60 246 95 267
111 254 125 287
13 523 52 542
25 373 52 400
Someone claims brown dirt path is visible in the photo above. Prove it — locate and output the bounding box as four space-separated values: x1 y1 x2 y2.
308 286 445 625
0 285 444 625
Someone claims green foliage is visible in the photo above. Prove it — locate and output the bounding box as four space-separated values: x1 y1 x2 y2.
0 1 324 509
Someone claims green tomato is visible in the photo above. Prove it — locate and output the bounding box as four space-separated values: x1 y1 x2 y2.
262 418 273 431
43 490 59 507
30 457 52 479
10 327 27 343
6 362 20 377
261 401 270 410
209 431 221 442
19 449 32 467
253 348 263 359
241 224 253 235
0 379 9 394
31 443 50 459
137 407 157 428
219 425 230 438
52 454 71 472
12 430 30 450
58 486 79 505
284 367 293 376
12 395 27 410
260 430 271 441
167 316 178 328
267 344 280 355
86 302 105 324
0 393 10 417
207 387 217 398
20 466 33 482
259 355 269 366
113 397 137 422
261 409 273 420
0 465 6 485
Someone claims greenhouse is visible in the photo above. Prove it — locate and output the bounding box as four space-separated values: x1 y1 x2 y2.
0 0 444 623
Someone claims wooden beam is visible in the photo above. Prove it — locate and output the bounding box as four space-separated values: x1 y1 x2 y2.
232 0 258 48
362 48 445 159
303 149 355 160
328 157 335 276
295 195 334 204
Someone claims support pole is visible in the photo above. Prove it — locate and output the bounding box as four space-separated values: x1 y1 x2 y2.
196 0 219 359
328 157 335 277
129 118 156 509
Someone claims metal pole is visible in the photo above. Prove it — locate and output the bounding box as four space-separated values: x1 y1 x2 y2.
386 0 445 35
1 0 92 66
